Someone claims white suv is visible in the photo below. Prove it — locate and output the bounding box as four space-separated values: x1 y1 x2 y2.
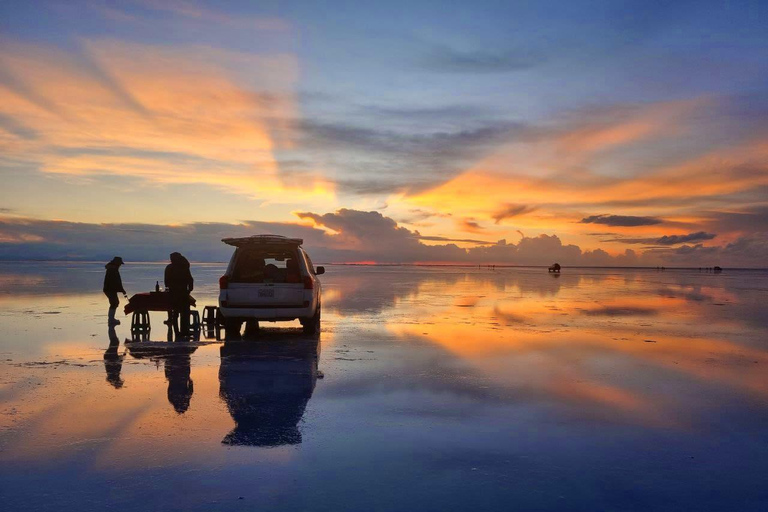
218 235 324 337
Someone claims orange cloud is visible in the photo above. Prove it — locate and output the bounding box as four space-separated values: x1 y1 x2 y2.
0 38 335 205
380 96 767 251
399 133 767 248
554 99 701 158
458 218 486 234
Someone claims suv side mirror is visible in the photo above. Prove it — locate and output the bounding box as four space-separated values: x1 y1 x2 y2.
315 266 325 275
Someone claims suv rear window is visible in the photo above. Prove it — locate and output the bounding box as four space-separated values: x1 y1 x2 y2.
231 246 302 284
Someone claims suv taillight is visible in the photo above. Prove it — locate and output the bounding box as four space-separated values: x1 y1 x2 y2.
303 275 314 290
219 275 229 289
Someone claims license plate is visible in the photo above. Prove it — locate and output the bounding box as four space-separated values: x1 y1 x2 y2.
258 288 275 298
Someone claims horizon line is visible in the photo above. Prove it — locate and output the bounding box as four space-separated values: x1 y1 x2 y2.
0 260 764 271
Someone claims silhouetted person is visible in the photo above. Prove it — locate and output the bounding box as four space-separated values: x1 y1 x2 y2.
103 326 124 389
165 354 193 414
165 252 193 339
103 257 127 326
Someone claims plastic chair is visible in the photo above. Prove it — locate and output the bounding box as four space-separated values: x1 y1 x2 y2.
189 310 201 331
202 306 218 325
131 310 151 332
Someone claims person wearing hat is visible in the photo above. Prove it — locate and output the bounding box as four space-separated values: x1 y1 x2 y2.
104 257 128 326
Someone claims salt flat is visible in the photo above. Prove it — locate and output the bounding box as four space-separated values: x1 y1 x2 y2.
1 262 767 511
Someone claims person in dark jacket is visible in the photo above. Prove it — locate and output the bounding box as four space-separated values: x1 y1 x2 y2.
165 252 194 339
103 257 127 326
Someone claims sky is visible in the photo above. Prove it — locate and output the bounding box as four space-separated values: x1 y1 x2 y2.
0 0 767 265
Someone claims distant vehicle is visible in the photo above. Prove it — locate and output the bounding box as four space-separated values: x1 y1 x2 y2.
713 266 723 273
548 263 561 273
218 235 325 337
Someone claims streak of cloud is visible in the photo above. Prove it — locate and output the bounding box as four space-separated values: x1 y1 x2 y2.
128 0 290 31
421 44 544 73
460 218 486 234
608 232 717 246
0 37 333 207
492 204 537 224
0 64 69 119
416 235 494 245
75 39 152 119
580 214 663 227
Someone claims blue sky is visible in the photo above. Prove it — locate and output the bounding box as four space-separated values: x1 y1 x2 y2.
0 0 766 264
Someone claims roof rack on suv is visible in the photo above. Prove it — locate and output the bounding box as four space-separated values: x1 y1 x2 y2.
221 235 304 247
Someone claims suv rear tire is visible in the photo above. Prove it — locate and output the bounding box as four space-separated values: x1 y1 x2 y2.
224 318 243 340
244 319 260 339
301 306 321 335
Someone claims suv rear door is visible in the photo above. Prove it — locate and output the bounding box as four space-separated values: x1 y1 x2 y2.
225 244 306 309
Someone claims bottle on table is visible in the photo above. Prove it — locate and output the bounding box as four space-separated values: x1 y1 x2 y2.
155 281 160 292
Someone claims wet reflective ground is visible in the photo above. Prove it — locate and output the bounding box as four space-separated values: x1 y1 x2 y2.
1 262 767 511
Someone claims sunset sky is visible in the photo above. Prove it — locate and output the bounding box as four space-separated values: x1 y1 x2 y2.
1 0 767 265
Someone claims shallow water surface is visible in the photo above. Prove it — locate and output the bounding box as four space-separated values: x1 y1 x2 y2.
1 262 767 511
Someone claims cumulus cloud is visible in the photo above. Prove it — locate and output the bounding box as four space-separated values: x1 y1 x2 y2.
0 211 572 264
1 210 765 267
297 209 466 262
580 214 663 227
642 235 768 268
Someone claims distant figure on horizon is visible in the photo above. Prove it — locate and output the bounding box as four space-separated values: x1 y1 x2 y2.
548 263 561 273
103 257 127 326
165 252 194 339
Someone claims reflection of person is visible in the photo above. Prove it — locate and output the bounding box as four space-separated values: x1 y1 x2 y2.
104 257 127 326
103 326 124 389
165 355 193 414
165 252 194 339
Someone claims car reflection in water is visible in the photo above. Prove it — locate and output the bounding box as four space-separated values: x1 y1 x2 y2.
219 333 320 447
